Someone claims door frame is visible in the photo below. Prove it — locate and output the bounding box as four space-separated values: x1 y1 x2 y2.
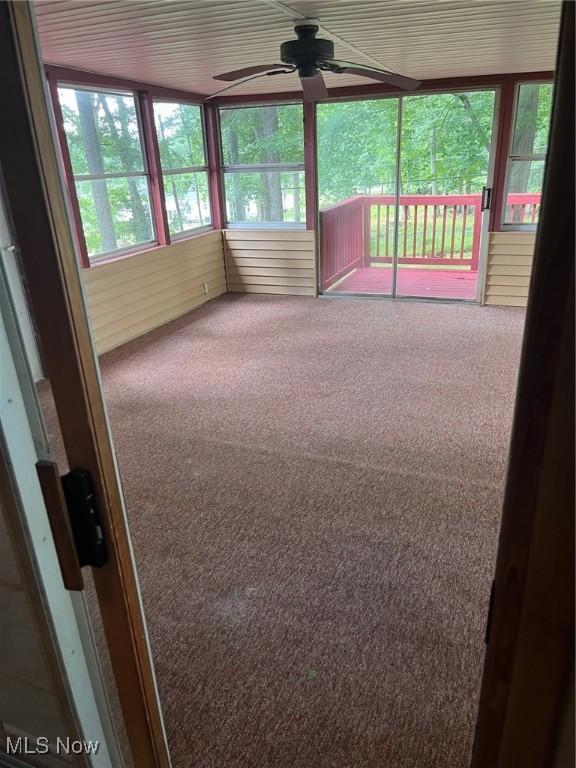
0 4 170 766
0 271 117 766
471 3 574 763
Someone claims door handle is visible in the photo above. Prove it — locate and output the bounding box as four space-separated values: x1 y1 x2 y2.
481 186 492 211
36 460 84 591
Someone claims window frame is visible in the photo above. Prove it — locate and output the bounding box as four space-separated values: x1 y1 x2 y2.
56 82 158 264
152 98 212 240
218 101 306 229
501 79 553 231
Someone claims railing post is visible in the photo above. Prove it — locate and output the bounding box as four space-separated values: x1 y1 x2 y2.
363 197 371 266
471 195 482 272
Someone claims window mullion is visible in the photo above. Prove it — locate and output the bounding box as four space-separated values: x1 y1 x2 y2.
223 163 305 173
139 90 171 246
73 170 148 181
508 154 547 162
161 165 208 176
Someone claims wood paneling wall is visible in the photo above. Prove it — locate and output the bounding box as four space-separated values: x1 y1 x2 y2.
82 230 226 354
81 227 535 354
224 229 316 296
483 231 536 307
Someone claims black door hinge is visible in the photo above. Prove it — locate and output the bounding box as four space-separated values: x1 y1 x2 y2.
481 186 492 211
484 580 496 644
61 468 108 568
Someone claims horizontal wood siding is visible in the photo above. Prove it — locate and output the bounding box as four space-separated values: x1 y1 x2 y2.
82 231 226 353
483 231 536 307
224 229 316 296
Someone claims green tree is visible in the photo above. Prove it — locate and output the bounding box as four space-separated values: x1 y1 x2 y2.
220 104 304 223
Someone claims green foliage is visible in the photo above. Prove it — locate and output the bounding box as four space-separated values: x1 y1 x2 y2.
317 91 496 205
400 91 495 195
513 83 553 155
155 103 205 169
164 171 211 235
220 104 303 165
220 104 304 223
317 99 399 202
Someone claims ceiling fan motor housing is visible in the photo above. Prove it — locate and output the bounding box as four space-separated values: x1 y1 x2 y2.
280 18 334 78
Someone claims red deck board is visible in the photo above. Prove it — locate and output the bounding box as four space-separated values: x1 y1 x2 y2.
327 267 478 300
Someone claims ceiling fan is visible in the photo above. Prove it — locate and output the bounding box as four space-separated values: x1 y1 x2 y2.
211 18 420 101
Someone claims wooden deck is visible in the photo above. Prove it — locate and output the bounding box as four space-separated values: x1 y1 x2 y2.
326 267 478 300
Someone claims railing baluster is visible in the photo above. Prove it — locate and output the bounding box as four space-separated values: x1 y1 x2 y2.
440 205 447 257
460 204 468 259
422 205 428 258
431 205 437 258
412 205 418 258
363 199 371 266
450 205 457 259
376 204 381 260
403 206 408 258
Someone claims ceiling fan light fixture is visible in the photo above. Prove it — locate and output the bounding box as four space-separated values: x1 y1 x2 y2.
280 18 334 70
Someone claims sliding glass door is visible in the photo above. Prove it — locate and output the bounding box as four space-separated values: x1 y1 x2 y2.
318 90 497 301
317 98 399 296
395 91 496 299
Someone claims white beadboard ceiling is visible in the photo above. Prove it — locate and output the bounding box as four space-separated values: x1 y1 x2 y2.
33 0 561 97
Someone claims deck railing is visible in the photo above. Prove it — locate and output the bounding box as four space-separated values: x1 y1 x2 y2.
320 193 540 290
504 193 541 224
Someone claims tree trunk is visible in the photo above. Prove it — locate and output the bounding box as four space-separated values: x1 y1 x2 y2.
99 95 150 241
228 129 244 221
76 90 117 252
508 86 540 222
193 174 204 226
178 105 204 225
157 113 182 231
256 106 283 221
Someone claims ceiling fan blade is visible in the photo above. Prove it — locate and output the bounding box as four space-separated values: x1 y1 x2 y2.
207 70 292 100
330 60 420 90
301 72 329 102
214 64 286 82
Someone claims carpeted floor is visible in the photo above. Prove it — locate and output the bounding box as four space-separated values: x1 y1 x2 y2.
47 294 526 767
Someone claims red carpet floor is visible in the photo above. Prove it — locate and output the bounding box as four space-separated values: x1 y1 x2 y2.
42 295 525 767
327 267 478 300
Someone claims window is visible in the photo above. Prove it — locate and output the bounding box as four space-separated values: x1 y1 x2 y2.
57 86 155 261
503 82 553 226
153 102 211 236
219 104 305 226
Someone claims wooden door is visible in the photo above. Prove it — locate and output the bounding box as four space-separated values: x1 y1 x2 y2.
0 4 170 766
